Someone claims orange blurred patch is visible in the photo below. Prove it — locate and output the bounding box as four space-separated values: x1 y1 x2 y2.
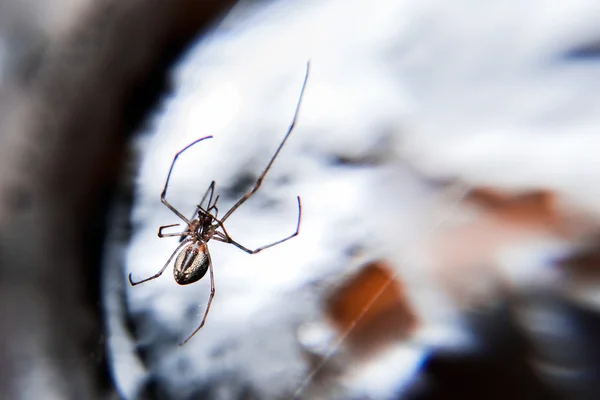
466 188 563 233
434 187 598 308
325 260 418 359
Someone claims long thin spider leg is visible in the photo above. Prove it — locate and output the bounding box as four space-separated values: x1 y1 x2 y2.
158 223 187 238
190 181 215 222
197 205 224 229
162 136 214 224
128 239 193 286
220 61 310 224
179 181 216 244
180 251 215 346
207 195 220 217
195 193 220 222
195 206 212 221
159 223 190 240
214 196 302 254
212 203 219 219
159 223 180 230
159 231 190 238
204 181 216 210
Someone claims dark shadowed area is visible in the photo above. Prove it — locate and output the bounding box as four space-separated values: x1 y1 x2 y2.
0 1 237 398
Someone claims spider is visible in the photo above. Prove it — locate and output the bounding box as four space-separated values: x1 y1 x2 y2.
128 62 310 345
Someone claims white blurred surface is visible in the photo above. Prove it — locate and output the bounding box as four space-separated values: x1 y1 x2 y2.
115 0 600 398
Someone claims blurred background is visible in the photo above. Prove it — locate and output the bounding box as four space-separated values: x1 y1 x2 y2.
2 0 600 399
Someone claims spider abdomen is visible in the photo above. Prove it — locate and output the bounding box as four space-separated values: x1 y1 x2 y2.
174 242 209 285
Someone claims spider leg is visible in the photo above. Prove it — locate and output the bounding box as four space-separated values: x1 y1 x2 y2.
159 231 190 238
180 250 215 346
128 238 193 286
207 195 220 217
190 181 215 222
203 181 216 210
176 181 219 243
181 183 218 243
196 192 220 218
162 136 214 224
213 196 301 254
158 223 189 238
219 62 309 224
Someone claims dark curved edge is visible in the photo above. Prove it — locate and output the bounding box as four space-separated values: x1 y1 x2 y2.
0 1 238 399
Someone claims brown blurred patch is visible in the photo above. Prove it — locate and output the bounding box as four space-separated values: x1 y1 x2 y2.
559 238 600 283
466 188 563 233
433 187 590 308
325 260 418 359
464 189 600 307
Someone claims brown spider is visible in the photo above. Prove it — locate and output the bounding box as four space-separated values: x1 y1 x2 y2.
128 62 310 345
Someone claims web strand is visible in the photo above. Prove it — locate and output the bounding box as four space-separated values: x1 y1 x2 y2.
290 182 473 399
